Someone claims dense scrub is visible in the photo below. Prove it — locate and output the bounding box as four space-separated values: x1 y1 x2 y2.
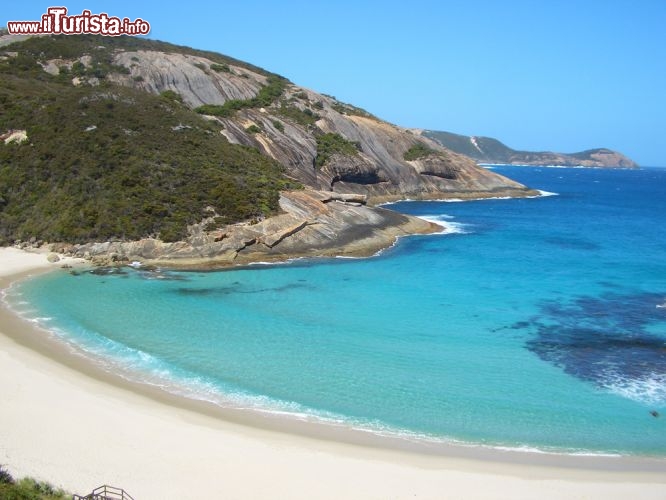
194 74 288 118
314 133 361 168
0 40 298 244
403 142 439 161
4 34 276 78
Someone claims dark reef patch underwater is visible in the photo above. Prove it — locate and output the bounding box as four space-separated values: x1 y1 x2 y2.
520 292 666 406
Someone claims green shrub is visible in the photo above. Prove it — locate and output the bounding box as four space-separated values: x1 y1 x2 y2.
0 466 13 484
194 75 287 118
251 75 287 107
210 63 231 73
245 124 261 134
275 103 320 126
160 90 183 103
71 61 86 76
194 103 234 117
315 133 360 168
0 468 69 499
330 101 375 119
272 120 284 132
404 142 438 161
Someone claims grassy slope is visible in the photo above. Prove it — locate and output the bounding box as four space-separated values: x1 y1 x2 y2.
0 36 298 244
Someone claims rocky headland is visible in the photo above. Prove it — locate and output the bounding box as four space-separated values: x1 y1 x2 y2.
423 130 638 168
50 190 441 268
0 34 538 268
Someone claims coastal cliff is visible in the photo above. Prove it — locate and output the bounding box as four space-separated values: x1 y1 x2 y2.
104 46 530 200
423 130 638 168
0 34 536 265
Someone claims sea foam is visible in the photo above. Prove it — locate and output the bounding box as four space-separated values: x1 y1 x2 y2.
602 371 666 407
417 214 471 234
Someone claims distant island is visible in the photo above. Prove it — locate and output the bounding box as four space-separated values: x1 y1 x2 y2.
422 130 638 168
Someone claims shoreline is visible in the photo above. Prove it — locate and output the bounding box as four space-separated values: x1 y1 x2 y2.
4 262 665 465
1 249 665 499
378 189 558 207
478 163 640 170
54 190 445 271
367 187 542 205
39 188 546 272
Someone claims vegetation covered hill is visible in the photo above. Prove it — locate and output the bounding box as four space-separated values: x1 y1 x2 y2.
0 34 532 247
0 36 297 244
423 130 638 168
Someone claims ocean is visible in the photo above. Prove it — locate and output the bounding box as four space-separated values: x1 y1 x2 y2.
6 166 666 456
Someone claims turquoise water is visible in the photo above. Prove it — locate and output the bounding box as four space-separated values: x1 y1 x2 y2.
7 166 666 455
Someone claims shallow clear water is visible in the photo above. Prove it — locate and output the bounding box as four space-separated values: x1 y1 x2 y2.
8 166 666 455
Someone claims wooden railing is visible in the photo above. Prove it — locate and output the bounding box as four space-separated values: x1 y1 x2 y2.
72 484 135 500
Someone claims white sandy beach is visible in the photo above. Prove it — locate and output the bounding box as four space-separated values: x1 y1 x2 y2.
1 247 664 499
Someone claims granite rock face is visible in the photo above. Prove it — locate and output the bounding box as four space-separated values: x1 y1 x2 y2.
15 37 541 265
103 50 534 201
109 51 264 107
67 190 441 268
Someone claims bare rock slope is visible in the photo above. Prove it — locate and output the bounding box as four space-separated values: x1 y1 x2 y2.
106 49 533 202
8 36 539 265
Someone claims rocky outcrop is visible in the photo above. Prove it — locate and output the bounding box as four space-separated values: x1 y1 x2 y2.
21 41 536 204
319 152 387 189
7 35 541 268
64 190 441 269
212 101 533 201
46 252 60 263
423 130 638 168
99 50 536 200
109 51 265 107
1 129 28 145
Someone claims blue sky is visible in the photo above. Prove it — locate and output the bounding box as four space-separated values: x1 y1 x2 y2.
3 1 666 165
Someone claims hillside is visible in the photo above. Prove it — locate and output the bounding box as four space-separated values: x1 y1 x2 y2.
0 35 299 244
0 34 534 260
422 130 638 168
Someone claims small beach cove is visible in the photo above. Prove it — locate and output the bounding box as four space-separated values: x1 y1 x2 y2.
1 250 665 499
1 167 666 498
